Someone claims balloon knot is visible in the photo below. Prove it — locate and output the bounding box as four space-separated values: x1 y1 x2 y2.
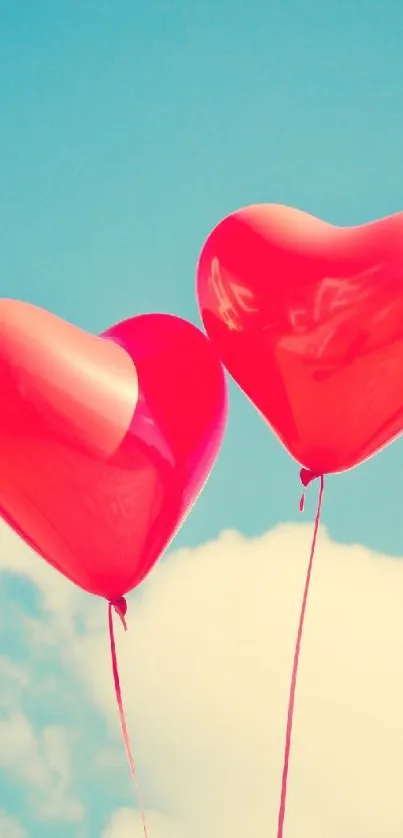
299 469 322 512
111 597 128 631
299 468 320 488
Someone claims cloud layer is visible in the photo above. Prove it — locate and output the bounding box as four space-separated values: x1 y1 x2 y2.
2 520 403 836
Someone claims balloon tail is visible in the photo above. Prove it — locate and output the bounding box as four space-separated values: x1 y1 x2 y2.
276 472 325 838
108 599 149 838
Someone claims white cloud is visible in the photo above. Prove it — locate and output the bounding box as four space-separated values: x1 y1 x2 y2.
0 525 84 824
0 711 83 823
3 519 403 836
74 524 403 837
0 522 80 619
0 810 27 838
102 808 188 838
0 657 29 711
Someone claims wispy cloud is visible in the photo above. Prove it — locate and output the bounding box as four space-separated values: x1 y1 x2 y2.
0 712 83 823
2 521 403 836
0 809 27 838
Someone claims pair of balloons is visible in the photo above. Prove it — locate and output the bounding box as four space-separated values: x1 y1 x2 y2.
1 203 403 601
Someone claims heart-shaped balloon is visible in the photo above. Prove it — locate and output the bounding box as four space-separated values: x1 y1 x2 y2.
0 300 227 600
196 204 403 474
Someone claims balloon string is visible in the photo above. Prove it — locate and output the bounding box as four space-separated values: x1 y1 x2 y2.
276 471 325 838
108 599 149 838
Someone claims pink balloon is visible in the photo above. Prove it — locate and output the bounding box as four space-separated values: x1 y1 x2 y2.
0 300 227 600
197 204 403 475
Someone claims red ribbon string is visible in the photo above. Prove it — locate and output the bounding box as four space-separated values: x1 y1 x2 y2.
108 598 149 838
276 471 325 838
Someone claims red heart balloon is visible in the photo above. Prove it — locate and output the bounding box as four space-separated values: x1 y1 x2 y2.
0 301 227 600
196 204 403 474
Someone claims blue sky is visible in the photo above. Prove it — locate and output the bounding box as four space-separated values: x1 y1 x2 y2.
1 2 403 836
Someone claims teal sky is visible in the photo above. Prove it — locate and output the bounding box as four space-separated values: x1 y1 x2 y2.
1 1 403 836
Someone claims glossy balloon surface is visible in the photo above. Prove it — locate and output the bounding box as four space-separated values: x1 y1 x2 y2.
0 301 227 599
197 204 403 474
